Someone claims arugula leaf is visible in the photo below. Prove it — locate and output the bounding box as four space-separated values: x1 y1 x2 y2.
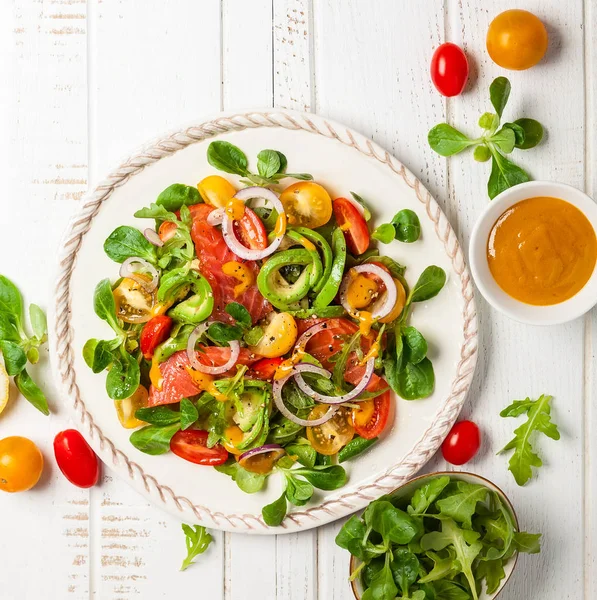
262 491 287 526
489 76 511 118
407 475 450 515
103 226 157 264
134 202 178 222
14 369 49 415
207 141 249 176
129 423 180 455
208 322 243 344
417 549 460 584
157 184 201 212
512 531 541 554
475 558 506 595
180 524 212 571
498 394 560 485
436 481 489 529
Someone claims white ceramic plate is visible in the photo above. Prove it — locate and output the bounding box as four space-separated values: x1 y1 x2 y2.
50 109 477 534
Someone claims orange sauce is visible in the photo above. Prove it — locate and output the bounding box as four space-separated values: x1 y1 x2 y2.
487 197 596 305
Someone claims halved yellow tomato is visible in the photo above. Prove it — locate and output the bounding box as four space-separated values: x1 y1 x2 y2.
280 182 332 229
306 405 354 455
249 312 297 358
197 175 237 208
113 278 156 324
379 278 407 324
114 385 149 429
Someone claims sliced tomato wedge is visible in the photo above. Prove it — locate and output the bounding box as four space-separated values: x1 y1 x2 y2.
233 207 268 250
158 221 178 243
332 197 370 255
352 388 391 439
248 357 284 380
140 315 173 359
170 430 229 466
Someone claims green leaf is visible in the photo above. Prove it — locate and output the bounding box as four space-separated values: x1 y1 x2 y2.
428 124 475 157
180 398 199 430
93 279 119 328
489 77 511 118
402 326 427 364
512 531 542 554
362 554 399 600
487 149 530 200
407 475 450 515
490 127 516 154
513 118 544 149
134 202 178 222
350 192 373 221
392 209 421 243
410 266 446 303
478 112 499 132
396 357 435 400
285 441 317 468
0 340 27 376
432 580 471 600
28 304 47 340
135 405 180 426
372 223 395 244
335 515 369 561
421 519 483 600
244 325 264 346
257 149 282 179
498 394 559 486
285 476 314 506
417 549 460 584
180 524 212 571
390 547 419 595
129 423 180 455
14 369 49 415
0 313 21 342
103 226 157 264
473 145 491 163
157 184 201 212
275 172 313 181
225 302 252 328
436 481 489 529
262 491 287 526
502 122 526 147
215 461 267 493
291 464 347 490
207 141 249 176
368 255 406 279
0 275 23 326
475 558 506 595
82 338 115 373
106 352 140 400
275 151 288 173
207 322 243 344
364 500 420 545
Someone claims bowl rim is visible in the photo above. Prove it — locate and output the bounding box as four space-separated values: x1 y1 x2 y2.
348 470 520 600
468 180 597 326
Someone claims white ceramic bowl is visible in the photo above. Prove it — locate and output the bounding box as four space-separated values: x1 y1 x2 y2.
469 181 597 325
349 471 519 600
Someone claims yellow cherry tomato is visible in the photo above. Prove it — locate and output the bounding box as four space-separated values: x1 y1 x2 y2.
197 175 237 208
279 181 332 229
0 436 44 493
0 362 9 416
113 277 156 324
249 312 298 358
379 278 407 324
486 9 548 71
114 385 149 429
306 406 354 456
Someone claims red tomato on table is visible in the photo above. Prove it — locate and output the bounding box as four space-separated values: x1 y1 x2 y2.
430 43 469 97
54 429 100 488
441 420 481 465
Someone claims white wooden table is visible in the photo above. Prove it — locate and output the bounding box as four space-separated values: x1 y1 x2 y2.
0 1 595 598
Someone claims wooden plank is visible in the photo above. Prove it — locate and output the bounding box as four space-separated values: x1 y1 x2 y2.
0 1 89 598
88 1 225 598
312 1 446 598
448 2 586 599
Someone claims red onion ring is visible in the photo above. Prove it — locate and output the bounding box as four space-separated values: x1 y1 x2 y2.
293 359 375 404
143 228 164 247
239 444 285 463
207 208 225 226
186 323 241 375
273 370 338 427
219 187 286 261
339 264 397 319
119 257 159 292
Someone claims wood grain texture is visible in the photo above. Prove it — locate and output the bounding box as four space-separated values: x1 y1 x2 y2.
0 0 594 598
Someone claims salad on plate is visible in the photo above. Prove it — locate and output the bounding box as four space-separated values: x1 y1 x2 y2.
83 141 446 524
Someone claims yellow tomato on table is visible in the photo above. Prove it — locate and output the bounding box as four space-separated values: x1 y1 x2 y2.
0 436 44 493
486 9 548 71
280 181 332 229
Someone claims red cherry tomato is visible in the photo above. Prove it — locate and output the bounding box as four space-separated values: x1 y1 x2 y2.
233 207 268 250
158 221 177 243
352 389 391 439
332 197 370 255
430 43 469 97
54 430 101 488
441 420 481 465
170 430 229 466
139 315 173 359
249 357 283 380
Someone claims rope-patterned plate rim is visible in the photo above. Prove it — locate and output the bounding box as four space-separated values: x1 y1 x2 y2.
50 109 478 534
